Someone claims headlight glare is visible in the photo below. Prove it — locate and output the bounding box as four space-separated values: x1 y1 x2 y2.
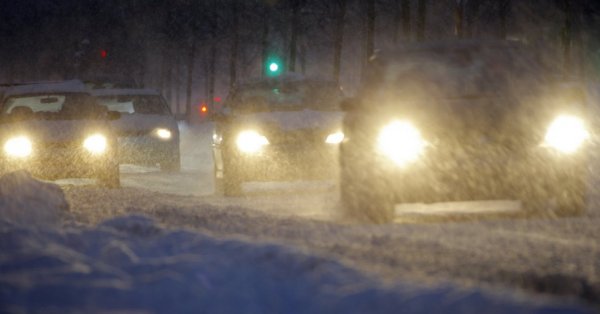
155 128 172 140
236 130 269 153
84 134 107 154
544 115 589 154
4 136 32 158
325 131 344 144
377 120 427 167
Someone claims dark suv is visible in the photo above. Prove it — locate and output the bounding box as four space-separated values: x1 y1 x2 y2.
339 41 590 223
212 75 345 196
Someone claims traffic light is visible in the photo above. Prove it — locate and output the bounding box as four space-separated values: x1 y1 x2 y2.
265 55 283 77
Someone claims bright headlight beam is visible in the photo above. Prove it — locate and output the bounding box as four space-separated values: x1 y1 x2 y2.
156 128 172 140
377 120 427 167
4 136 32 158
84 134 107 154
544 115 589 154
326 131 344 144
236 130 269 153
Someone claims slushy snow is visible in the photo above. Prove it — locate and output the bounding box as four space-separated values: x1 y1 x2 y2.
0 172 594 313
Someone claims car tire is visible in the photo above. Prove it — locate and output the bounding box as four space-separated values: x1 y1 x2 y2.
554 171 587 216
160 151 181 172
214 159 243 197
523 169 587 217
97 164 121 189
339 152 394 224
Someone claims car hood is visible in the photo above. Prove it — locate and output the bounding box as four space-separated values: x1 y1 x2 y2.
232 110 344 132
0 120 114 143
109 114 178 136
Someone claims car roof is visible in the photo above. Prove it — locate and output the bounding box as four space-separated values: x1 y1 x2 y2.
238 73 337 87
90 88 162 97
374 39 527 62
3 80 88 97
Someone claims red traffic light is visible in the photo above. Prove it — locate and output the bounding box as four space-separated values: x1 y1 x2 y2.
100 49 108 58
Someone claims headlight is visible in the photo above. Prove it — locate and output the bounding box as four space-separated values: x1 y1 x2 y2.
83 134 108 154
544 115 589 154
236 130 269 153
377 120 427 167
155 128 172 140
325 131 344 144
4 136 32 158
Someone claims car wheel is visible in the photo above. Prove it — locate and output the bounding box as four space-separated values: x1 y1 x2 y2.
553 171 587 216
215 159 243 197
339 153 394 223
97 164 121 188
160 151 181 172
523 169 587 217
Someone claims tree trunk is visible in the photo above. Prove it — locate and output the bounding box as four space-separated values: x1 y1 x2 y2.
366 0 375 59
261 8 270 77
498 0 511 39
185 38 195 123
401 0 411 41
561 0 572 77
288 0 301 72
416 0 426 41
175 54 181 115
229 0 239 89
332 0 347 84
455 0 464 38
465 0 481 38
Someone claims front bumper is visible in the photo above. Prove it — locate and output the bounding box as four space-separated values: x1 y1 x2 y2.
223 143 339 181
348 144 587 203
118 135 179 164
1 147 117 180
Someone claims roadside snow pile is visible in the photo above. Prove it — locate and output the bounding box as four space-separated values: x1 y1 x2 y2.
0 214 592 313
0 171 67 225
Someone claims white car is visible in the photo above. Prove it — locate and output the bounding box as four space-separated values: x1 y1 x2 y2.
92 89 180 172
0 81 121 187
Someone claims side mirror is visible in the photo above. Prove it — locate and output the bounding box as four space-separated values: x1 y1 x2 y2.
340 97 360 111
107 111 121 120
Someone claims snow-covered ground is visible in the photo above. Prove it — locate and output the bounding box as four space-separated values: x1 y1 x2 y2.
2 120 600 312
0 171 595 313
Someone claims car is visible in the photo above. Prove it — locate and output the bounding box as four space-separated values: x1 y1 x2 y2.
339 40 591 223
212 75 345 196
92 89 180 172
0 80 121 187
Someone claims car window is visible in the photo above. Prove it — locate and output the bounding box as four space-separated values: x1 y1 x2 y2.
97 95 170 115
1 93 105 120
229 82 343 113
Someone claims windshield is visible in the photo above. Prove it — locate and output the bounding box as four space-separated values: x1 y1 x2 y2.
96 95 171 115
229 81 343 113
380 46 547 100
1 93 107 121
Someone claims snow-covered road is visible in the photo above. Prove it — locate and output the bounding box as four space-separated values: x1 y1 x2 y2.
3 122 600 312
58 122 600 309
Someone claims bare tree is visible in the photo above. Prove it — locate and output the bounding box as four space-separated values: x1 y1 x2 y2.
229 0 240 88
416 0 426 41
498 0 511 39
455 0 465 38
366 0 376 58
332 0 347 83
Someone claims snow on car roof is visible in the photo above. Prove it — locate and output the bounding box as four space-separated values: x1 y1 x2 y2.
239 73 336 87
4 80 88 97
90 88 161 97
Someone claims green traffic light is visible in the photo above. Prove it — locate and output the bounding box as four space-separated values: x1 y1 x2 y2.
265 55 283 77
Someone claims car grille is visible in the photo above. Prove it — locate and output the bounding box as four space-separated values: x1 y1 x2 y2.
269 128 327 145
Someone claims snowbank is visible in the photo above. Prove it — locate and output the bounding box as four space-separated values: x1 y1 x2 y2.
0 212 592 313
0 171 67 226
